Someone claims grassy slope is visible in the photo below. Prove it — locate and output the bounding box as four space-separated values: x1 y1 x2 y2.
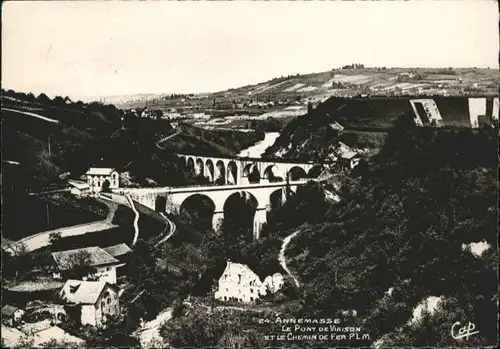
1 192 108 240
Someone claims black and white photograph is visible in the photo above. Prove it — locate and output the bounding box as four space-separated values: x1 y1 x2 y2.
1 0 499 347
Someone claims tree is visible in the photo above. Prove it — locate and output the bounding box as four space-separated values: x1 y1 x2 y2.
53 96 65 106
66 250 97 279
102 179 111 193
37 93 51 104
3 241 29 280
49 231 63 245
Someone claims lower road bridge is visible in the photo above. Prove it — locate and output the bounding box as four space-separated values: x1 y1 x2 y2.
116 179 308 239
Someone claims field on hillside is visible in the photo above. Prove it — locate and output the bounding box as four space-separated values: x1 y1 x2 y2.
1 192 108 241
110 67 499 110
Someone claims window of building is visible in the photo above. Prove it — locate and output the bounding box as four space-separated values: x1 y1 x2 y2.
250 297 253 302
250 288 253 293
107 298 111 305
224 296 227 301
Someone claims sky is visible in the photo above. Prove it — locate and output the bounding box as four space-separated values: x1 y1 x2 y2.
2 0 499 101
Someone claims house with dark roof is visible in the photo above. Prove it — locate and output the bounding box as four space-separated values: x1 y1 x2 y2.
2 305 25 327
102 243 132 259
102 244 132 276
51 246 121 284
59 280 120 327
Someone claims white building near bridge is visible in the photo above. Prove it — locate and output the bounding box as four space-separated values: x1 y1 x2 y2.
86 168 119 193
215 261 268 303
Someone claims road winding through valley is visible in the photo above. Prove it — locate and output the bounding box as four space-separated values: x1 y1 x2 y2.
279 230 301 288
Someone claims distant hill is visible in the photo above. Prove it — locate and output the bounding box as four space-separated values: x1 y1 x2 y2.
106 67 499 108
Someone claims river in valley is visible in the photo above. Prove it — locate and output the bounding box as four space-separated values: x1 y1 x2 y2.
237 132 280 158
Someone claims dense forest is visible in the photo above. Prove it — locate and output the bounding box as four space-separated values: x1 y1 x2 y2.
155 113 498 347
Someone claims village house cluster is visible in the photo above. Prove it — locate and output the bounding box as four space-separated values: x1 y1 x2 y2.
1 243 132 346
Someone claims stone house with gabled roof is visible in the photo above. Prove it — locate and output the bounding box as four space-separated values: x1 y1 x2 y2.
51 246 121 284
59 279 120 327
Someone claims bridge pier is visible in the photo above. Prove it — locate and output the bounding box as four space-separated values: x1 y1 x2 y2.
212 211 224 234
253 208 267 239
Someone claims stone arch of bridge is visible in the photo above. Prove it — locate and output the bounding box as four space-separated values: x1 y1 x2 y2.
223 191 259 240
215 160 226 185
186 157 195 175
287 166 308 181
263 164 285 182
179 193 216 233
196 158 204 177
205 159 215 182
243 163 261 184
226 161 238 185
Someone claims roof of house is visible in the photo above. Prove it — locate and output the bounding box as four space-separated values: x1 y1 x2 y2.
102 243 132 257
85 167 115 176
329 121 344 131
2 305 22 317
59 279 115 305
337 141 352 151
221 261 261 284
340 150 360 160
68 180 90 190
51 246 119 271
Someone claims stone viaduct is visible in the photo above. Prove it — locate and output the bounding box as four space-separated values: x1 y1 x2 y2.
176 153 323 185
117 179 308 239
